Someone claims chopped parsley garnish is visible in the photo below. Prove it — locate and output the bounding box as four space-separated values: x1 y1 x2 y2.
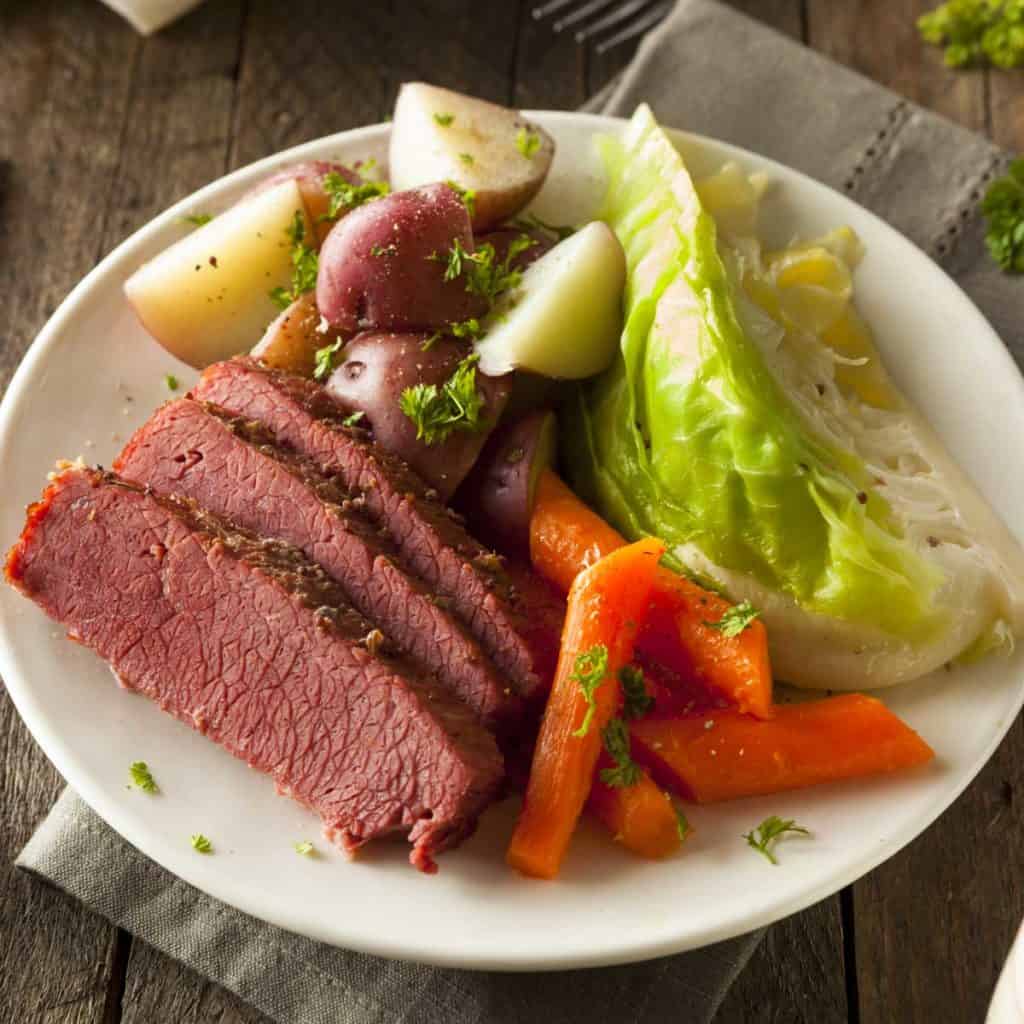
370 242 398 257
619 665 654 720
673 801 692 843
421 332 441 352
982 158 1024 271
433 112 455 126
569 643 609 738
743 815 810 865
458 152 475 165
599 718 642 787
516 127 541 159
321 171 389 220
342 410 365 427
164 374 179 392
435 236 533 307
293 840 315 856
704 600 759 638
190 833 213 854
181 212 213 227
129 761 158 793
313 338 344 381
448 317 482 339
918 0 1024 68
399 353 487 446
444 180 477 218
269 210 318 309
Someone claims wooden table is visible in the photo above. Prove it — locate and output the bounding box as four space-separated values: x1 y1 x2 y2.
2 1 1022 1020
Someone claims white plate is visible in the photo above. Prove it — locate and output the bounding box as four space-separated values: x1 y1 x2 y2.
2 112 1023 971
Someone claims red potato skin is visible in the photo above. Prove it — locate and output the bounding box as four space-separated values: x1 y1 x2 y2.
325 331 510 499
475 227 553 271
455 409 556 559
316 184 487 334
245 160 364 246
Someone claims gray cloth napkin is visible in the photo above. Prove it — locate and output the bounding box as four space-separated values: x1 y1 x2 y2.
16 1 1023 1021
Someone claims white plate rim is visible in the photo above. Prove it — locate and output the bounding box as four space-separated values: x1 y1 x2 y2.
1 110 1023 970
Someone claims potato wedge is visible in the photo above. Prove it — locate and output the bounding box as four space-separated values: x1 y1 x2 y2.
125 180 312 368
389 82 554 230
251 291 346 376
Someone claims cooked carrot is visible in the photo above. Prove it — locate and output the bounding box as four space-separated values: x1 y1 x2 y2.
588 756 686 860
631 694 935 804
529 470 773 718
507 537 664 879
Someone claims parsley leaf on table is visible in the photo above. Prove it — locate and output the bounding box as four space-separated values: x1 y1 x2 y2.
982 158 1024 272
918 0 1024 68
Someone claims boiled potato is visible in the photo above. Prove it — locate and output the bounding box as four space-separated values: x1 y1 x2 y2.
389 83 554 231
125 180 312 368
251 291 347 376
474 221 625 379
316 183 486 333
245 160 365 246
325 332 509 499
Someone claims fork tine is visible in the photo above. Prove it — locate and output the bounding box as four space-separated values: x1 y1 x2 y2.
575 0 654 42
553 0 617 32
532 0 578 20
594 0 673 52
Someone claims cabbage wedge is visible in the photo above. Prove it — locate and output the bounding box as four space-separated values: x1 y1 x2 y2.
567 104 1024 688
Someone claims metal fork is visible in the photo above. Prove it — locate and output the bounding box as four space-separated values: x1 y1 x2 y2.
532 0 674 54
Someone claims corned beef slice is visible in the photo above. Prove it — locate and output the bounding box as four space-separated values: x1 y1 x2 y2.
191 358 562 701
114 398 519 728
6 468 503 871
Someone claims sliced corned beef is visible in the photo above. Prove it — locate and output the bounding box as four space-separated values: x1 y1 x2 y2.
191 357 563 702
6 467 503 871
114 398 519 728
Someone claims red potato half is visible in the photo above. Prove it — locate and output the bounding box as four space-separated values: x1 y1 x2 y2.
316 184 487 334
245 160 366 246
251 291 347 377
325 332 510 499
455 409 557 559
389 83 555 231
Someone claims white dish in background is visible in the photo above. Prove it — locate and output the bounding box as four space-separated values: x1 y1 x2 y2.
2 112 1023 971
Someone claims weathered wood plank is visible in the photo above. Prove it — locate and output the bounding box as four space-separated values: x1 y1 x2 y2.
854 717 1024 1023
989 71 1024 151
806 0 987 132
119 941 271 1024
231 0 523 170
514 3 587 111
717 902 850 1024
0 2 141 1020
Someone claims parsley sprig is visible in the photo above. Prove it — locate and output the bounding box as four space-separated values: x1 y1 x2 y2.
321 171 389 220
569 643 610 738
190 833 213 854
129 761 158 793
918 0 1024 68
704 600 759 638
435 236 534 306
269 211 318 310
433 112 455 126
982 158 1024 271
313 338 344 381
399 353 487 445
293 840 315 856
744 816 810 865
444 180 477 218
619 665 654 720
599 718 642 788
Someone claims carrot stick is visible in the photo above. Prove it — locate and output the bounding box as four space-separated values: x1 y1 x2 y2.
507 537 664 879
588 757 687 860
631 695 934 804
529 470 773 718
